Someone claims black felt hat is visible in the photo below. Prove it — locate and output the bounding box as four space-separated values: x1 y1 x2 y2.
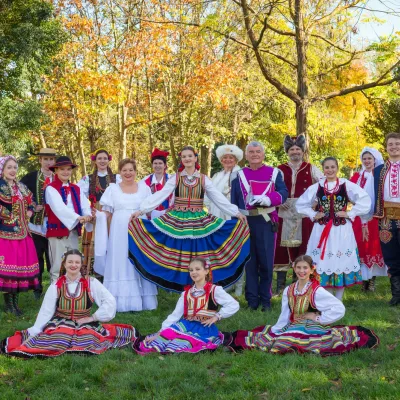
49 156 77 171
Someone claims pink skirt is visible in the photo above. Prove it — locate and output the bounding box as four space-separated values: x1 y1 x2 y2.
0 236 40 292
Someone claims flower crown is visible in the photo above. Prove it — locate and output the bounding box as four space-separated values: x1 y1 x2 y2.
90 148 112 161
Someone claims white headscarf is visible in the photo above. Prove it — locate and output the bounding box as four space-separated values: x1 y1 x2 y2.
360 147 384 171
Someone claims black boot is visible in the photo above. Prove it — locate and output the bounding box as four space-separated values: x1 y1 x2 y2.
368 276 376 292
11 293 23 316
361 280 369 292
3 293 14 313
274 271 287 296
389 276 400 306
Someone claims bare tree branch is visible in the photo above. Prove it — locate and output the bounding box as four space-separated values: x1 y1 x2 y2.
240 0 300 102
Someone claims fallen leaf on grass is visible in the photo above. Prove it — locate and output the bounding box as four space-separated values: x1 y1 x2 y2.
219 372 225 377
386 344 397 351
158 356 165 361
302 388 312 392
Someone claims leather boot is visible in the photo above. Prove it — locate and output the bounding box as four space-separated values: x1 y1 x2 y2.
389 276 400 306
11 293 23 316
368 276 376 292
273 271 287 296
361 280 369 292
3 293 14 313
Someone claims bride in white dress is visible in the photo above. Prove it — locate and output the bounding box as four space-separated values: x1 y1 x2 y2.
95 158 157 312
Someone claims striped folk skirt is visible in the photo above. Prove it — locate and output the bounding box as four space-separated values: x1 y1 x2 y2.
230 320 379 356
128 209 250 292
135 319 223 355
1 317 138 358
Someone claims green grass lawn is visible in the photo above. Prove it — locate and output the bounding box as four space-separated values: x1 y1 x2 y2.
0 276 399 400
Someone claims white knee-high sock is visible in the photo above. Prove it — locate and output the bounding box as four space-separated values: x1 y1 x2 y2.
335 288 345 301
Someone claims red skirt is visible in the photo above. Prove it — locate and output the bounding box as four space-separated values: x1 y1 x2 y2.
1 317 138 358
353 217 385 269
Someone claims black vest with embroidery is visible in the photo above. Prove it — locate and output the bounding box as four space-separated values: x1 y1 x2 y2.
315 183 348 226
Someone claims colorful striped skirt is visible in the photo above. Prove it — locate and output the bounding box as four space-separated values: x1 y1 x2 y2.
135 319 223 354
1 317 138 358
128 209 250 291
230 320 379 356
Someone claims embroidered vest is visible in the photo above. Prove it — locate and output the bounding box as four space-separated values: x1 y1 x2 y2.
45 175 83 238
315 183 348 226
144 173 170 211
88 173 116 203
183 283 219 322
0 179 33 240
374 162 390 218
278 163 313 198
173 173 205 212
54 277 93 320
287 281 319 322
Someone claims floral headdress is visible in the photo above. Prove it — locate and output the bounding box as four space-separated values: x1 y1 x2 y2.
90 148 112 162
0 155 17 177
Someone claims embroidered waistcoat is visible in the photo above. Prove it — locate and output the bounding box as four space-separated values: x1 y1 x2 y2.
173 173 205 212
144 173 170 211
315 183 348 226
184 283 219 322
278 162 313 198
45 175 82 238
287 281 319 322
0 179 34 240
54 277 93 320
88 173 116 203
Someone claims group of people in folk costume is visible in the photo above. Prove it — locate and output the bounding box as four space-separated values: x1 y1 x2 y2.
2 131 400 358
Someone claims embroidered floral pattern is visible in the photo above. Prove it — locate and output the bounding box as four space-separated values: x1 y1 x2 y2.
389 161 400 198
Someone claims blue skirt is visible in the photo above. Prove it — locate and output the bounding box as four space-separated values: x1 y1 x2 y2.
128 209 250 291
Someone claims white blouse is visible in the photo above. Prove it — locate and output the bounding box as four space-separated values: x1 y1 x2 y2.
27 277 117 337
161 285 239 329
77 172 122 198
271 283 345 333
296 178 371 221
45 185 93 232
139 171 239 217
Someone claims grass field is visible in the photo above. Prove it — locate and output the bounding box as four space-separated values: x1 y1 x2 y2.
0 276 399 400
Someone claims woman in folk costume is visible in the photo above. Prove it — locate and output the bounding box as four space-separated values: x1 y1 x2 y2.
77 148 120 276
95 158 158 312
296 157 371 300
204 144 245 297
141 148 171 220
350 147 386 291
228 255 378 355
1 249 138 358
129 146 250 292
135 257 239 354
0 156 40 315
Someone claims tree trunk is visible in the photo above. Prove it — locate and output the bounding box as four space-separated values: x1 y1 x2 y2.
200 145 211 176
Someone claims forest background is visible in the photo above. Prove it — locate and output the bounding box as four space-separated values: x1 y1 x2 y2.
1 0 400 180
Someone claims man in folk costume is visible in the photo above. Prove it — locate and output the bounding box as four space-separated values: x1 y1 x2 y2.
273 135 324 294
141 148 171 219
365 132 400 306
44 156 93 282
231 141 288 311
20 148 57 299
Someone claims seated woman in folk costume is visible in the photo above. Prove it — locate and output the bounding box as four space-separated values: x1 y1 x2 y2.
1 249 138 358
129 145 250 292
135 257 239 354
227 255 379 356
77 148 120 276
